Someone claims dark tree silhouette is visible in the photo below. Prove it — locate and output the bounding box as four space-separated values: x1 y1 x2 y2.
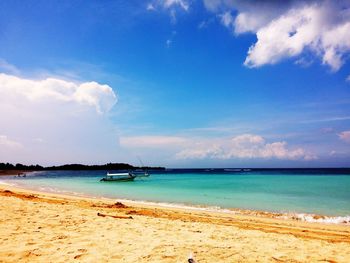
0 162 164 171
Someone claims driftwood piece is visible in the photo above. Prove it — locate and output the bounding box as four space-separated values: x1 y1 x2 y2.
97 212 133 219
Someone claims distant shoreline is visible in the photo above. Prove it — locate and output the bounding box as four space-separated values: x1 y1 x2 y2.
0 162 166 174
1 166 349 177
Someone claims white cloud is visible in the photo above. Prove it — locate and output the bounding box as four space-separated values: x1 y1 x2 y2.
163 0 189 11
120 135 188 148
205 1 350 71
0 73 122 165
176 134 316 161
170 9 177 24
0 135 22 149
147 0 189 11
220 11 234 28
346 75 350 82
166 30 176 47
294 57 313 68
198 19 214 29
338 130 350 143
243 2 350 70
0 73 116 114
148 1 350 71
203 0 224 12
121 133 316 161
234 12 264 34
0 59 20 75
147 3 156 11
300 116 350 124
147 0 189 24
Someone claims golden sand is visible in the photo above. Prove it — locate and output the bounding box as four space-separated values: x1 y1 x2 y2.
0 185 349 262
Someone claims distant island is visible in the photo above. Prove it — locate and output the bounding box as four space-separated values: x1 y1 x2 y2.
0 162 165 176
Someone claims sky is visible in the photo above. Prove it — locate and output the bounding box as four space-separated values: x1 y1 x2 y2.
0 0 350 168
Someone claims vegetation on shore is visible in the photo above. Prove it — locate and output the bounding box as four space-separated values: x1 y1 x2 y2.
0 162 165 171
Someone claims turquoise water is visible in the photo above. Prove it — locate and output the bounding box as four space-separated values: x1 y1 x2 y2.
3 169 350 217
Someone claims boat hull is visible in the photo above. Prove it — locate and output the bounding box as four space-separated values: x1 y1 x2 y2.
100 171 149 182
100 177 135 182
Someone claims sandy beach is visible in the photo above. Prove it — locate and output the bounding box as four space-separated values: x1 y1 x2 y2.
0 185 349 263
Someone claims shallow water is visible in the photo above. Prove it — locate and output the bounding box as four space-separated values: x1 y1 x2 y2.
2 169 350 217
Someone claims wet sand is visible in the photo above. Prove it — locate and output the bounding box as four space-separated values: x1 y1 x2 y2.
0 185 349 262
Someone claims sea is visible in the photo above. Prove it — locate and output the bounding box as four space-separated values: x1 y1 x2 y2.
1 168 350 224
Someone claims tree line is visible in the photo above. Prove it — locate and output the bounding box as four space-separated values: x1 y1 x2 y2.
0 162 165 171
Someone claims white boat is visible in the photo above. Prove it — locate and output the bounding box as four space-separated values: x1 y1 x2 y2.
100 172 135 182
100 170 149 182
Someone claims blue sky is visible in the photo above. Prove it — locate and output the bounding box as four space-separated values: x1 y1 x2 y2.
0 0 350 167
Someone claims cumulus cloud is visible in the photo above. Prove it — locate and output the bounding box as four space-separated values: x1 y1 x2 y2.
338 130 350 143
0 74 116 114
204 0 350 71
176 134 316 160
121 133 316 161
0 73 121 165
147 1 350 71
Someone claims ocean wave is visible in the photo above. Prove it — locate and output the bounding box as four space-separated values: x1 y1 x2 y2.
113 198 235 214
24 171 46 176
110 199 350 224
37 186 85 197
278 213 350 225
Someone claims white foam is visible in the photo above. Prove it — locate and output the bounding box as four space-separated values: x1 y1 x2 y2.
112 198 235 214
37 186 85 197
278 213 350 225
24 171 46 176
0 181 12 186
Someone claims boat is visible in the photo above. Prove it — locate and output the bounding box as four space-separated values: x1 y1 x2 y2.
100 170 150 182
100 172 136 182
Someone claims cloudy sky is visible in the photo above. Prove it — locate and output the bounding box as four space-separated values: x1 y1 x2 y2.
0 0 350 167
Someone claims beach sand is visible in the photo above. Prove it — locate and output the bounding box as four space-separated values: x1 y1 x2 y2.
0 185 349 262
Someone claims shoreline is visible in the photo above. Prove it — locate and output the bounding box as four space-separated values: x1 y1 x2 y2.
2 178 350 226
1 183 350 233
1 184 350 262
0 169 34 176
